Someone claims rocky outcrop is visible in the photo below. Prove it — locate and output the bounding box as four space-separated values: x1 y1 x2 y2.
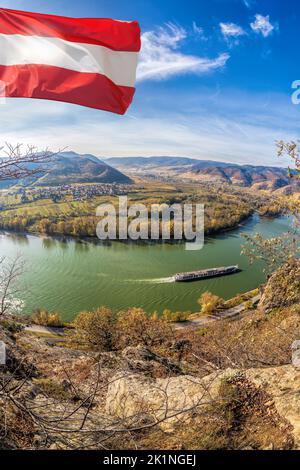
105 369 234 432
259 259 300 313
106 365 300 447
246 365 300 447
106 374 218 430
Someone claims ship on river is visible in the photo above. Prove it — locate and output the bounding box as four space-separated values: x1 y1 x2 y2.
174 265 240 282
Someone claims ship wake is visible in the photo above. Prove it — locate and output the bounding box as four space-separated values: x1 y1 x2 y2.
126 276 175 284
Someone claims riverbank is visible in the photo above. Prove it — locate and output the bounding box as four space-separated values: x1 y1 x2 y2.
0 209 255 242
14 291 260 344
0 209 284 249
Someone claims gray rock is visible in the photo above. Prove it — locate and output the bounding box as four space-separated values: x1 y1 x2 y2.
291 340 300 368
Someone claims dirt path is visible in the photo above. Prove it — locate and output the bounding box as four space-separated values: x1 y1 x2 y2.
23 325 67 344
175 294 261 330
24 324 65 335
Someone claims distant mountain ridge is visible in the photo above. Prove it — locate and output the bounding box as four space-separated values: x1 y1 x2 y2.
106 156 230 168
106 156 300 193
2 152 297 193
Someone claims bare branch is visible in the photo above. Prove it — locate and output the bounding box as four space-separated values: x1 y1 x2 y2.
0 143 64 182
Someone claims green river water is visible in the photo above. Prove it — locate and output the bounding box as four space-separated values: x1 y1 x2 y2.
0 215 291 321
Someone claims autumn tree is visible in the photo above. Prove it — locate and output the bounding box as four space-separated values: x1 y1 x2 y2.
117 308 173 350
277 140 300 179
0 255 25 316
197 291 224 316
241 232 297 275
73 307 119 351
242 141 300 273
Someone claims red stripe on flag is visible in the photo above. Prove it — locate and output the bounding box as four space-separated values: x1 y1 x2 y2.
0 8 141 52
0 64 135 114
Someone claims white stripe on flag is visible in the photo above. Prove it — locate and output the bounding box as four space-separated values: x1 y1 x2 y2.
0 34 138 87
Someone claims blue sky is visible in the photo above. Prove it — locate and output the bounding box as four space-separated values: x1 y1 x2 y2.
1 0 300 166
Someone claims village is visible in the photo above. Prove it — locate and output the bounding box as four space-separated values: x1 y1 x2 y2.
2 183 130 206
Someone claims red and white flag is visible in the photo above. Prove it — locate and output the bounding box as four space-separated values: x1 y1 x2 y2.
0 8 141 114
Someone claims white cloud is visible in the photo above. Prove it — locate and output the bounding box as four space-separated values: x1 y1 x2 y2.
137 24 229 81
220 22 246 37
250 14 275 37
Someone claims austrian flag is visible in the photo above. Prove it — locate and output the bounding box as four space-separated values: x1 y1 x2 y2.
0 8 141 114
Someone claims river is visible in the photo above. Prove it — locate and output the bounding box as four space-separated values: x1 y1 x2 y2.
0 215 291 321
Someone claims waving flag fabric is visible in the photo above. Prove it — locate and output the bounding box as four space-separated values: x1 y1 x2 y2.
0 8 141 114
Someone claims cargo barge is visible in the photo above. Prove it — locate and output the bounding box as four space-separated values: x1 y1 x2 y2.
174 265 240 282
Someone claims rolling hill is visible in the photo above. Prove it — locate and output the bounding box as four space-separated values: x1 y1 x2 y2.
0 151 132 188
35 152 132 186
106 156 300 193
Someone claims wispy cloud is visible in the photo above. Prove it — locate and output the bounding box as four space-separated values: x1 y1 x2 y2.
243 0 255 9
137 23 229 81
220 22 246 38
1 89 298 167
250 14 275 37
192 21 206 39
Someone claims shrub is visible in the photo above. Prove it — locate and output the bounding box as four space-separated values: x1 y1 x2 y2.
116 307 173 350
197 291 225 315
244 301 253 311
31 309 63 327
161 309 191 322
73 307 118 351
0 319 24 333
73 307 174 352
